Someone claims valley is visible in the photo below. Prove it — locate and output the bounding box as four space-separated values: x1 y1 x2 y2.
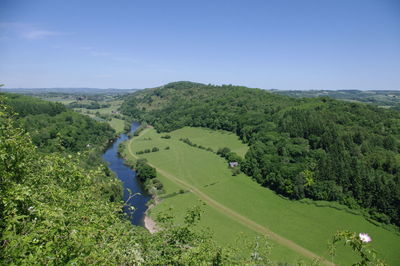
122 126 400 265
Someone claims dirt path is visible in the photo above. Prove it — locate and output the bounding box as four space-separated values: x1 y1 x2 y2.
127 137 334 266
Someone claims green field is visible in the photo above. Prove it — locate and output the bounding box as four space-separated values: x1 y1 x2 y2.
109 118 125 134
72 99 124 115
124 127 400 265
170 127 248 157
69 99 126 133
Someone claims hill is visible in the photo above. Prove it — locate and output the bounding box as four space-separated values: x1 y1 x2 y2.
1 93 115 153
120 81 400 227
1 87 139 95
273 89 400 109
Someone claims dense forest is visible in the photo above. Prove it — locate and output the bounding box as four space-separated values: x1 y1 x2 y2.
120 81 400 227
1 93 115 153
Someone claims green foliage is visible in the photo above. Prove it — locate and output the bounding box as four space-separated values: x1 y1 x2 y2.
135 160 157 182
133 121 147 136
330 231 387 265
136 147 160 155
125 126 400 264
0 100 142 264
274 89 400 109
68 101 111 109
1 96 277 265
121 81 400 227
2 93 115 153
1 92 67 116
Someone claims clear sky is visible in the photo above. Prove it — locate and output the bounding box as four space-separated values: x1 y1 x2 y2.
0 0 399 90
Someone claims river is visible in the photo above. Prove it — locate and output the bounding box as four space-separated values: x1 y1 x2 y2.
102 122 151 226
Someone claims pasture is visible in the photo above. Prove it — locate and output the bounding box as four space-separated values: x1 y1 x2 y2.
124 127 400 265
109 118 125 134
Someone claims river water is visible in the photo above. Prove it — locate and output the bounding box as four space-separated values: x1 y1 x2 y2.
102 122 151 226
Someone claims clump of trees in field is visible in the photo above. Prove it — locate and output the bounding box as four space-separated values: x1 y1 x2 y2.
68 101 111 109
134 159 163 193
121 81 400 227
180 137 214 152
136 146 160 154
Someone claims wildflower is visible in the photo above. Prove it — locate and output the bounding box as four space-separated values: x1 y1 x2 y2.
359 233 372 243
28 206 34 212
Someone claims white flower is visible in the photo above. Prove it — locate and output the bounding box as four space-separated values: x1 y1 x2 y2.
28 206 34 212
359 233 372 243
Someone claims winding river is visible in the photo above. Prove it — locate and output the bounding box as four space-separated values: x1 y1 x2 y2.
102 122 151 226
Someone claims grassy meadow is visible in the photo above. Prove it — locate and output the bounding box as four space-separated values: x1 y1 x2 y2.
66 99 127 133
124 127 400 265
108 118 125 134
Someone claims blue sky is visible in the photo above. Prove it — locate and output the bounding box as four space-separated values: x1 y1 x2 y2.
0 0 399 90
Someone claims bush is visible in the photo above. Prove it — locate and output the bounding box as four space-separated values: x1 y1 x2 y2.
152 178 164 190
135 160 156 182
232 167 241 176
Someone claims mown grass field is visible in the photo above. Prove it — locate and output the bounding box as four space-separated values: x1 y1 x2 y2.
124 127 400 265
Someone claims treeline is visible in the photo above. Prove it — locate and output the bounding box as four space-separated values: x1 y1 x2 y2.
68 101 111 109
180 137 214 152
1 93 115 153
134 159 164 192
3 93 66 116
120 81 400 227
274 89 400 110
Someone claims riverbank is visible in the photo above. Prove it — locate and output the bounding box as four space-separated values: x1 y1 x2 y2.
118 124 161 234
144 200 159 234
102 122 151 227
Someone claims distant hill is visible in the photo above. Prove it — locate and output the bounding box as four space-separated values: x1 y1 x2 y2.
272 89 400 109
1 87 139 95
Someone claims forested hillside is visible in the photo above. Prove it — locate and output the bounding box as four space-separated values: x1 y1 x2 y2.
121 81 400 227
1 93 114 153
273 90 400 110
